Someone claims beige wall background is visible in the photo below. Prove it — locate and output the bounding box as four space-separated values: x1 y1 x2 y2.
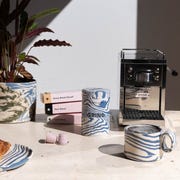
25 0 137 110
9 0 179 110
137 0 180 110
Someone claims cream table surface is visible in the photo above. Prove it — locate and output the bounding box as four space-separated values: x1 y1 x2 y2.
0 111 180 180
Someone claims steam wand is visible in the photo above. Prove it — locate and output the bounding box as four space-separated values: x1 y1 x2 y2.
167 67 178 76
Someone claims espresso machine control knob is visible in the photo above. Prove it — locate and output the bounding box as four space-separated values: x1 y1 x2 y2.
154 75 159 81
128 67 133 73
155 68 160 74
128 74 133 80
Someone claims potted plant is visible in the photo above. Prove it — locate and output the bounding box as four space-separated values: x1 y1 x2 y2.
0 0 71 123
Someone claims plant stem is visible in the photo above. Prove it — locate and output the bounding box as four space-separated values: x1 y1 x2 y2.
15 0 19 36
26 46 34 55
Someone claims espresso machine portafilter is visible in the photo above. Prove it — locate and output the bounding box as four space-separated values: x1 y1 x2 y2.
119 49 167 126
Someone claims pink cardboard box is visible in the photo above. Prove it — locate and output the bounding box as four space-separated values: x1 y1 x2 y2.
47 113 82 125
45 101 82 115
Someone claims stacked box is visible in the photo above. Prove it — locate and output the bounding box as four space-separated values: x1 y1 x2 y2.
41 90 82 125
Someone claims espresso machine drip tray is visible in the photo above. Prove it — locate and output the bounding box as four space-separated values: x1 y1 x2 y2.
122 109 164 120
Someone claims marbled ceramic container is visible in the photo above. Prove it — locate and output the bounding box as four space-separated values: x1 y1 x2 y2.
124 124 176 162
82 88 110 136
0 81 36 123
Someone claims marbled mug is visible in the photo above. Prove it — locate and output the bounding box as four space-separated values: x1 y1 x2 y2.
124 124 176 162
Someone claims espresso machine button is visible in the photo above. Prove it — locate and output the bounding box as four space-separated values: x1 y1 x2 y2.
156 67 160 71
154 75 159 81
128 67 133 73
128 74 133 80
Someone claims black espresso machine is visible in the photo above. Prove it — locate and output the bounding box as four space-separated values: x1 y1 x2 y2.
119 49 167 126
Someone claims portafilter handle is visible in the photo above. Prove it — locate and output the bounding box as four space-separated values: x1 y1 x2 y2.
167 67 178 76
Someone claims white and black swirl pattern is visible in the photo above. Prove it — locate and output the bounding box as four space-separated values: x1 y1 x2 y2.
0 144 33 171
82 88 110 136
124 125 176 162
82 116 110 136
124 124 163 162
124 134 161 161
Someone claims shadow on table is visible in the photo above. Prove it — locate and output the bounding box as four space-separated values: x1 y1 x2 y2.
34 114 47 123
98 144 126 159
34 113 82 135
34 109 124 135
97 144 143 167
110 109 125 131
45 123 81 135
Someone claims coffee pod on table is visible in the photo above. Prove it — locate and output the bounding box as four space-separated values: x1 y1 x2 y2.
82 88 110 136
56 133 69 145
46 132 57 144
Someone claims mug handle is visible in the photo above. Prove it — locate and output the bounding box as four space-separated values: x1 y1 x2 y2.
161 129 176 152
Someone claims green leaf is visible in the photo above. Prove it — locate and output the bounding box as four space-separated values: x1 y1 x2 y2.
28 22 38 31
18 52 26 60
29 8 60 21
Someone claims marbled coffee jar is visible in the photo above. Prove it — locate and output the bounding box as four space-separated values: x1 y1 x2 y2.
81 88 110 136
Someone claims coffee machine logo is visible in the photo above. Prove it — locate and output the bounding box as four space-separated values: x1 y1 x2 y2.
135 88 150 98
135 92 149 98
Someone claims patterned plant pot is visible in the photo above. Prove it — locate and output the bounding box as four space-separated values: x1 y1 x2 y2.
0 80 36 123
